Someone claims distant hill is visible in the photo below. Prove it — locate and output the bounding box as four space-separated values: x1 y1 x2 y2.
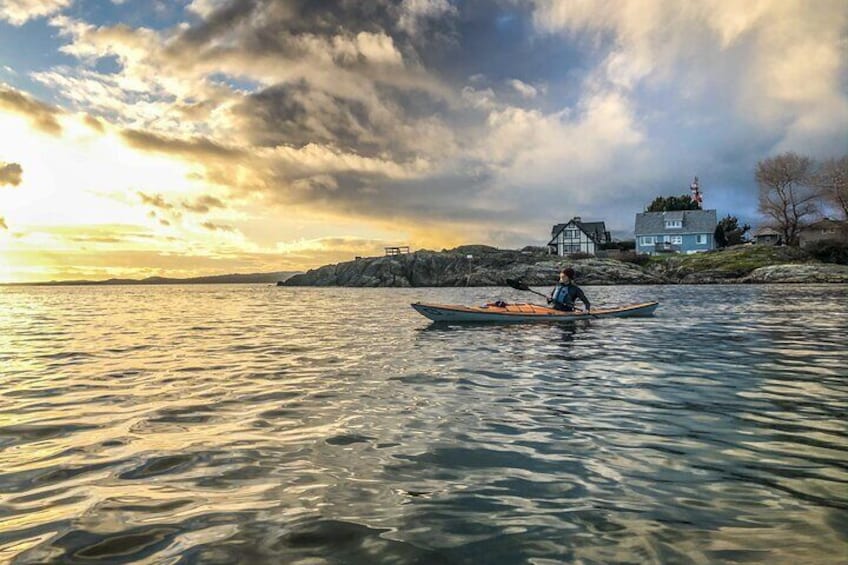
8 271 301 286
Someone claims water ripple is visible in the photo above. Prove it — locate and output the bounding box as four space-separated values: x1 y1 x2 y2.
0 284 846 563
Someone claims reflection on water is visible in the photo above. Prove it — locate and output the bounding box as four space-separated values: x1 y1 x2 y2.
0 284 846 564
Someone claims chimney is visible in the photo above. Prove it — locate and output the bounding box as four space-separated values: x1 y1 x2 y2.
572 216 582 223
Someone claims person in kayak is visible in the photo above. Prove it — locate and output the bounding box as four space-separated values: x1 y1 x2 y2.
548 267 590 312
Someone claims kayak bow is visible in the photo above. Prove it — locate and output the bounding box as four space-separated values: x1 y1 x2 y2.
411 301 658 323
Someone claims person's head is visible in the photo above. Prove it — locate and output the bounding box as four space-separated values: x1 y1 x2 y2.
559 267 575 283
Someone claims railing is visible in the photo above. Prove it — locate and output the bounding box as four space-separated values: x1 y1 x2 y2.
653 242 680 253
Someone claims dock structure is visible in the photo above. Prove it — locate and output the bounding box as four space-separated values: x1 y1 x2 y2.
385 246 410 256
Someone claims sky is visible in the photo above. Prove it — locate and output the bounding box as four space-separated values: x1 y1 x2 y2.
0 0 846 282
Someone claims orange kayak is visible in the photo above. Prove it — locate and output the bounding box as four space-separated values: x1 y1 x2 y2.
411 301 659 323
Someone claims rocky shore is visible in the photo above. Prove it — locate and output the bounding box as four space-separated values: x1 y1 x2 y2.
282 244 848 286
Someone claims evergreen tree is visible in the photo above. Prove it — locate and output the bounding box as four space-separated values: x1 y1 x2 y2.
714 224 727 248
646 194 701 212
715 215 750 247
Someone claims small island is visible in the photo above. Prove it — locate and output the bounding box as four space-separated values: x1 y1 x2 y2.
282 244 848 287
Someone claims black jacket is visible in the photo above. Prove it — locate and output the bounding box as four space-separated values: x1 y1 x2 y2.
551 283 590 311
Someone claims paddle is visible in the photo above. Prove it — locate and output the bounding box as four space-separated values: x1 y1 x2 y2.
505 278 550 300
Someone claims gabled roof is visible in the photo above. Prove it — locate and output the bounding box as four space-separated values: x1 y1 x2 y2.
635 209 717 235
549 219 608 245
801 218 847 231
579 221 607 240
753 225 780 237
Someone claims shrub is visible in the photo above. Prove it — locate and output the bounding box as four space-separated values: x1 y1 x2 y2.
567 252 593 260
804 239 848 264
600 240 635 251
618 251 651 266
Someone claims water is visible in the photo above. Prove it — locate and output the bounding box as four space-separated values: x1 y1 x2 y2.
0 284 846 564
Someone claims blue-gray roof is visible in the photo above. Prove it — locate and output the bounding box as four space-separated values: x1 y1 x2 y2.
635 209 717 235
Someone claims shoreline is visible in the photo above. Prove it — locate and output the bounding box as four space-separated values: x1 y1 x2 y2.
282 245 848 287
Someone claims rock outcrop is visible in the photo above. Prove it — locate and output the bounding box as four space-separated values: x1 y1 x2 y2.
740 263 848 283
283 245 848 287
285 247 668 286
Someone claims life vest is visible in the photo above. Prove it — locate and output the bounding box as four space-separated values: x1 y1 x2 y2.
553 284 574 309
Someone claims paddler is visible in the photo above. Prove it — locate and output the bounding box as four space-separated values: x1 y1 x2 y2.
548 267 591 312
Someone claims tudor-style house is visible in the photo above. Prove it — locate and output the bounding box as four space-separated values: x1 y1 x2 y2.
634 209 717 254
548 217 611 256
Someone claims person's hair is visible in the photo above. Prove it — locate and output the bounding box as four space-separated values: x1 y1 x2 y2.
561 267 576 279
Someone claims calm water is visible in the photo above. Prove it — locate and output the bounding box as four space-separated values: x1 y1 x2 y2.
0 284 846 564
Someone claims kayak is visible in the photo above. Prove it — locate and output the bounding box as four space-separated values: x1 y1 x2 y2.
411 301 659 323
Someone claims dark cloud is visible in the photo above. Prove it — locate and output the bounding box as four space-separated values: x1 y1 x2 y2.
0 162 23 186
0 85 63 135
233 82 375 152
232 80 457 160
180 0 400 50
122 129 243 161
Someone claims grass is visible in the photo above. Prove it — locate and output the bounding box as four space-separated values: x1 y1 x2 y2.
648 245 810 273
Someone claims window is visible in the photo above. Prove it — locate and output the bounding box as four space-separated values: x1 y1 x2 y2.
640 236 655 245
564 244 581 253
696 234 707 244
565 229 580 239
665 220 682 229
671 236 683 245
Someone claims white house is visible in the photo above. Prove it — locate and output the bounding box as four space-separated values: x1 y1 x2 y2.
547 217 611 256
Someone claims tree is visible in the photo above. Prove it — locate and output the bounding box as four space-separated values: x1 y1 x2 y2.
714 215 750 248
815 155 848 220
714 223 727 248
646 194 701 212
756 152 818 246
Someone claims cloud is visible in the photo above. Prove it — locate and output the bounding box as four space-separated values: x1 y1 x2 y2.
0 0 71 26
137 191 173 210
122 129 243 161
84 114 104 132
19 0 846 250
200 221 235 232
530 0 848 152
508 79 538 99
0 85 63 135
0 217 7 230
0 162 23 186
182 195 225 213
399 0 457 37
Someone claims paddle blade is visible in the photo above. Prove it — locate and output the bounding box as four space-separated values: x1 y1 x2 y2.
505 278 531 291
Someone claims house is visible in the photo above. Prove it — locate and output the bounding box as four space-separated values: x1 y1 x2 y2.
753 226 781 245
548 216 611 256
634 209 717 255
799 218 848 247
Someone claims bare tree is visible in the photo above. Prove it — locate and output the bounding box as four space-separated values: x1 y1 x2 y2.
815 155 848 220
756 152 818 246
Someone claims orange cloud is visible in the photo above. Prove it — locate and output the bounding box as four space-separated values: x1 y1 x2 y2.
0 85 63 135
